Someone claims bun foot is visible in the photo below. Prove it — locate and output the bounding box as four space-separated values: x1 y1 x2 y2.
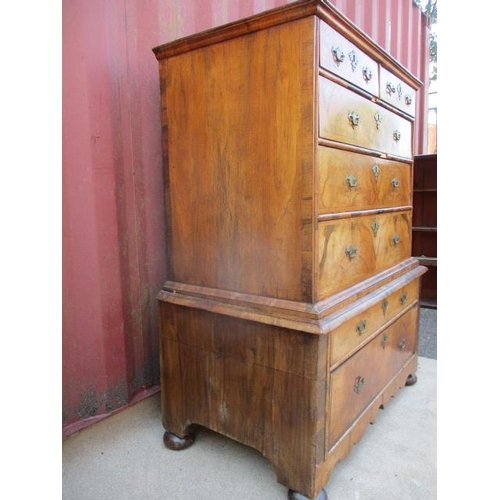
288 489 328 500
405 374 418 386
163 431 195 451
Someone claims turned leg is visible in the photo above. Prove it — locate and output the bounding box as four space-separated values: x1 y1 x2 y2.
288 489 328 500
405 374 418 386
163 430 195 451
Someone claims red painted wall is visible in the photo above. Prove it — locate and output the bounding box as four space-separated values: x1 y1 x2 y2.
62 0 429 436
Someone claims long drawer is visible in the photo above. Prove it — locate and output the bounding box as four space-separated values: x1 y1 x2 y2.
317 210 412 299
318 76 412 159
326 304 418 450
328 277 419 369
318 146 411 214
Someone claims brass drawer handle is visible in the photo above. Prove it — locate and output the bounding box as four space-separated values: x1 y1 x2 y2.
392 234 400 245
348 50 359 71
345 174 358 189
348 111 360 128
386 82 396 96
354 376 365 394
393 130 401 142
374 111 382 130
381 332 388 349
372 163 380 180
332 46 345 64
371 220 380 237
391 178 400 188
399 292 407 305
398 338 406 350
362 66 373 82
381 299 389 315
405 94 413 106
356 319 367 335
345 245 358 260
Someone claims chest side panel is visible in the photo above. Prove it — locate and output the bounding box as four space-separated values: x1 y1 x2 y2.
163 17 316 301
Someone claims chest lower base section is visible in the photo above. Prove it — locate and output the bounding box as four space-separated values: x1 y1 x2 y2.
158 265 424 498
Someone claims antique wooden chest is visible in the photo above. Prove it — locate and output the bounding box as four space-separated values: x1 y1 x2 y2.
153 1 426 498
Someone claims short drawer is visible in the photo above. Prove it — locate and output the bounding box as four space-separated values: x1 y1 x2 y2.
328 278 419 369
317 210 412 300
319 20 379 96
326 304 418 450
318 146 411 214
319 76 412 159
379 66 416 117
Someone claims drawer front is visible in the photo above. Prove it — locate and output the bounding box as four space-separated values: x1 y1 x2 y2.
319 20 379 96
319 77 412 158
318 211 411 299
318 146 411 214
327 304 418 449
328 278 419 369
379 66 416 117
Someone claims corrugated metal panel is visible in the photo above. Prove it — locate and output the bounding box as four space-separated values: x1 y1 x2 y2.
62 0 429 436
63 0 170 435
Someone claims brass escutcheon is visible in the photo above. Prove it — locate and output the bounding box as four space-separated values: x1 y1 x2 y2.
397 83 403 100
405 94 412 105
372 163 380 180
399 292 407 305
374 111 382 129
371 220 380 237
393 130 401 142
381 299 389 315
348 50 359 71
398 338 406 350
392 234 400 245
391 178 400 188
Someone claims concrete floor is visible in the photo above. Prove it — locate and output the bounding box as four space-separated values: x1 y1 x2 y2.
63 308 437 500
418 307 437 360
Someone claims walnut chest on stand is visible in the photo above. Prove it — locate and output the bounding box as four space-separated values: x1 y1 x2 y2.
153 1 426 498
